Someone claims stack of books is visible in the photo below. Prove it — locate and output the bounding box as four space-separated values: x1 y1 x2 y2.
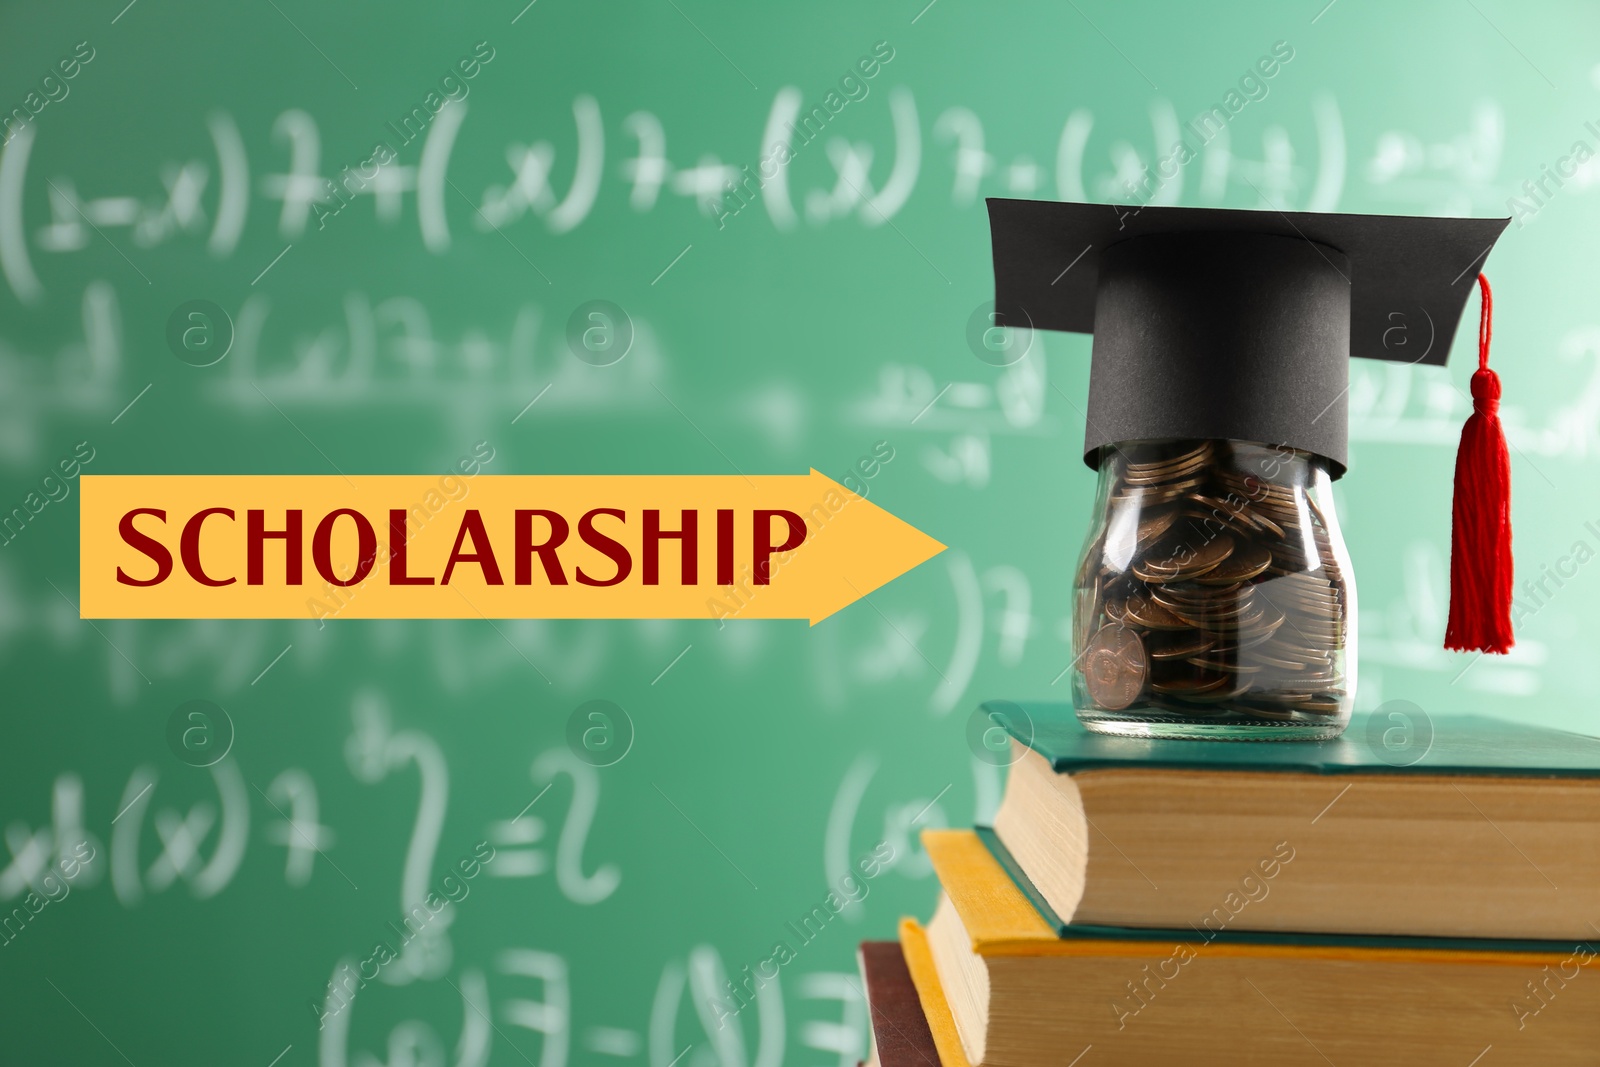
860 702 1600 1066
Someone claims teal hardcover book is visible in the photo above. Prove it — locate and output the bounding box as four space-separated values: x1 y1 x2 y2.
982 701 1600 777
974 824 1591 953
980 702 1600 942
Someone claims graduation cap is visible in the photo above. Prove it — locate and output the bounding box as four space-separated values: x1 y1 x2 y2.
986 199 1515 654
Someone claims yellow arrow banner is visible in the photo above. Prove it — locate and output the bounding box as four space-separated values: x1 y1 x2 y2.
79 472 945 624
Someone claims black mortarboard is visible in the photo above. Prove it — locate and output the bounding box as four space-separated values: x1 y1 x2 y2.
987 199 1511 478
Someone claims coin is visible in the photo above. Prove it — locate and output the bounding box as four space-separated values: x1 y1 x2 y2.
1235 703 1298 720
1187 494 1280 538
1194 541 1272 585
1112 480 1203 507
1150 671 1232 697
1148 582 1245 613
1081 625 1149 710
1187 656 1264 675
1136 507 1180 543
1133 531 1235 583
1121 440 1211 478
1291 694 1344 716
1147 695 1229 716
1184 679 1254 703
1272 671 1345 692
1235 607 1287 645
1146 631 1216 660
1125 459 1208 487
1116 592 1191 631
1246 647 1309 671
1210 603 1275 633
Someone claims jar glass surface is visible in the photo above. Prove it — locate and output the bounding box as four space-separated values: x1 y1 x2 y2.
1072 439 1356 740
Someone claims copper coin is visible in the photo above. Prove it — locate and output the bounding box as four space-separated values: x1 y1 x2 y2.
1121 441 1211 480
1134 532 1235 583
1077 532 1105 582
1136 507 1180 543
1187 656 1264 675
1148 583 1246 614
1113 480 1202 507
1183 679 1254 703
1148 696 1229 717
1194 541 1272 585
1292 694 1345 715
1238 704 1299 721
1248 691 1314 704
1186 494 1275 537
1164 595 1259 630
1118 593 1191 631
1203 604 1273 634
1246 647 1309 671
1150 671 1232 697
1081 625 1149 711
1124 454 1210 485
1235 609 1287 645
1273 672 1345 692
1147 631 1216 660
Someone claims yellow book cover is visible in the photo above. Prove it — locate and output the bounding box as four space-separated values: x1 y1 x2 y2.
912 828 1599 1066
899 917 970 1067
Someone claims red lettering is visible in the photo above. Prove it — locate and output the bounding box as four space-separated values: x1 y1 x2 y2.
180 507 236 587
642 509 697 585
576 508 631 587
389 509 433 585
312 509 376 587
248 509 303 585
441 509 504 585
753 510 805 585
515 510 569 585
116 508 172 586
716 508 734 585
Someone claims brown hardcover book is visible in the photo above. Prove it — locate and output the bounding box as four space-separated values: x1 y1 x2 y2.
859 940 942 1067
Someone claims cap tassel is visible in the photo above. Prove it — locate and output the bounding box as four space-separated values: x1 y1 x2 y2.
1445 273 1514 654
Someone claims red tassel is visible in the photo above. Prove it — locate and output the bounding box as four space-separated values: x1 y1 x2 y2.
1444 273 1514 654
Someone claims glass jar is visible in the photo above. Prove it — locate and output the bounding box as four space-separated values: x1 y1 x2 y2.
1071 439 1355 740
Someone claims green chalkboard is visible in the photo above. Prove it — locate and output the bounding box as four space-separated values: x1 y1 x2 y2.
3 1 1598 1064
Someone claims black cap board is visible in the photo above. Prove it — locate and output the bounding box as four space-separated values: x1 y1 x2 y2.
987 199 1511 477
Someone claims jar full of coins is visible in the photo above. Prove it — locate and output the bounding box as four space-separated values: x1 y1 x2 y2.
1072 439 1355 739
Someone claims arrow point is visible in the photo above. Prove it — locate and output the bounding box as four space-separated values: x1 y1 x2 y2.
796 471 945 623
